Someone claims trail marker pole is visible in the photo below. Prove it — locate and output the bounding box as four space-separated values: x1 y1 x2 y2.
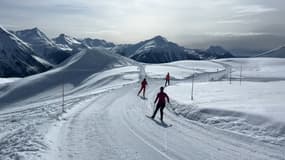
240 64 242 85
62 76 65 113
229 67 232 84
191 73 195 101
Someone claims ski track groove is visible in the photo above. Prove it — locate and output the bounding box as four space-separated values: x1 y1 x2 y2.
121 115 175 160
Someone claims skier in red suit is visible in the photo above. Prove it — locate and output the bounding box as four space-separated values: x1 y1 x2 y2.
137 78 148 98
151 87 170 122
165 72 170 86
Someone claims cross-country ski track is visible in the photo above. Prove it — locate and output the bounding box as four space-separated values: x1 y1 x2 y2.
1 52 285 160
45 78 284 160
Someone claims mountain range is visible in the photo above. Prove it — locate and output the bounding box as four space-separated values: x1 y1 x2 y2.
1 26 284 77
14 28 73 65
111 36 200 63
0 26 51 77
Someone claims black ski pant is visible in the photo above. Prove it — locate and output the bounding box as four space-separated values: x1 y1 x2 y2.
152 103 166 121
138 86 146 97
165 80 170 86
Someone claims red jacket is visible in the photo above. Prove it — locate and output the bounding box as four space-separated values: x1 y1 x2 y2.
141 79 147 87
166 73 170 80
155 92 169 105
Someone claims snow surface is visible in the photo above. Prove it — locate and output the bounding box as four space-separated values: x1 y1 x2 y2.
0 53 284 160
217 58 285 80
0 78 20 85
145 60 225 79
166 81 285 145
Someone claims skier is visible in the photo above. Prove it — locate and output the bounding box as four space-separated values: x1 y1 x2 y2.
151 87 170 122
165 72 170 86
137 78 148 98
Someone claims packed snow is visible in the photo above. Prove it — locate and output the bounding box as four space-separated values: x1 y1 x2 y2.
145 60 225 79
217 58 285 80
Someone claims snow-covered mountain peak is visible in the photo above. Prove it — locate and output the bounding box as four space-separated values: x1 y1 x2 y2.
81 38 115 48
150 35 168 42
57 33 75 41
15 28 72 64
30 27 42 35
0 25 7 33
0 26 50 77
206 45 229 55
53 33 81 46
0 26 32 52
15 27 55 47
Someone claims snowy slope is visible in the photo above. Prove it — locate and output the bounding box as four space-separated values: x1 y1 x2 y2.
217 58 285 80
145 60 225 79
166 81 285 145
0 48 137 108
256 45 285 58
0 26 51 77
15 28 71 64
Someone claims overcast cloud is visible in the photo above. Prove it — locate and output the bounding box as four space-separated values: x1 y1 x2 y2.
1 0 285 53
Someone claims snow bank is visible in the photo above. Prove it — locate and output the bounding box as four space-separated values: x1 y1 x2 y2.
0 91 101 160
145 60 224 79
217 58 285 80
166 81 285 145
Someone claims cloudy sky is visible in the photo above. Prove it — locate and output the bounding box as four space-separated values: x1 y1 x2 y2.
1 0 285 54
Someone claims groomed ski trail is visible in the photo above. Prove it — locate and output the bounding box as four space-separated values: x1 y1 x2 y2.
46 80 284 160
